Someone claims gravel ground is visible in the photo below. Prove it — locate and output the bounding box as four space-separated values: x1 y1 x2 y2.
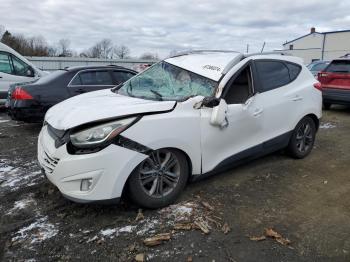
0 107 350 262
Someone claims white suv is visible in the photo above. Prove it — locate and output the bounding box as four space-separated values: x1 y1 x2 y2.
38 51 322 208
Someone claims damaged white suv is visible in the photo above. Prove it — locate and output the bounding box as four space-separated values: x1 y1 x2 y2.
38 51 322 208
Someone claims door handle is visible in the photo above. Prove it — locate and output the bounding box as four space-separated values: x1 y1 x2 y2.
253 108 263 116
292 95 303 101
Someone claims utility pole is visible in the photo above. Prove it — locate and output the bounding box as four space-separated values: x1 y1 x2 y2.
246 44 249 53
260 42 266 53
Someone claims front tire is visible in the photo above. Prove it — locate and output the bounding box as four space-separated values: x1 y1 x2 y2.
287 116 316 159
127 149 189 209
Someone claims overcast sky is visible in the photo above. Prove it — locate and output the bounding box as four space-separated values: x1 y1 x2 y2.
1 0 350 58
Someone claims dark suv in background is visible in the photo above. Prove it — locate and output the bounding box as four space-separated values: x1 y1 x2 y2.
6 65 136 122
318 59 350 109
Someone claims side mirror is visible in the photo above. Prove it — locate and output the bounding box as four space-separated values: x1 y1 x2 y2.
202 96 220 108
210 99 228 128
26 67 35 77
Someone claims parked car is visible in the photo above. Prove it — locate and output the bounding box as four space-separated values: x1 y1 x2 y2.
38 51 322 208
307 60 329 77
0 42 48 106
6 65 137 122
318 58 350 109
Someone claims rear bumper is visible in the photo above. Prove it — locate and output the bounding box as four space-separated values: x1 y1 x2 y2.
322 88 350 105
0 91 7 106
7 99 46 122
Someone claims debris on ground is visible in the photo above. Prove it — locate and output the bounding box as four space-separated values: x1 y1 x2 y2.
143 233 171 246
320 122 336 129
249 235 266 241
249 228 291 246
136 209 145 222
222 223 231 234
135 253 145 261
193 218 210 234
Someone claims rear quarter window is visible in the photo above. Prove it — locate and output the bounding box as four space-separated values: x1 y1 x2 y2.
326 60 350 73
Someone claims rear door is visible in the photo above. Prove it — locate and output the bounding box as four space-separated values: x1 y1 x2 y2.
253 59 303 142
318 60 350 90
67 69 115 96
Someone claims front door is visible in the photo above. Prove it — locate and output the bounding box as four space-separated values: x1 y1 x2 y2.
200 63 265 174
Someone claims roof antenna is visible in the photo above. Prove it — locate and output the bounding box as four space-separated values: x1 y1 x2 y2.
260 42 266 53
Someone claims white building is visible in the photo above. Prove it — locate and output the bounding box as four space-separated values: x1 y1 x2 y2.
282 27 350 64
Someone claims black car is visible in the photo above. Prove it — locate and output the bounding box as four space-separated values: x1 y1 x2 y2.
6 65 136 122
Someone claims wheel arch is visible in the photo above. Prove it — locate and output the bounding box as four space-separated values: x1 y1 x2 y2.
121 147 194 198
305 113 320 131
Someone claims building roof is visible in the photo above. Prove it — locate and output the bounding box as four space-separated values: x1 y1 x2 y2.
284 29 350 46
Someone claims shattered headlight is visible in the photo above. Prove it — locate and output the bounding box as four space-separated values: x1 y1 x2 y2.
70 117 137 148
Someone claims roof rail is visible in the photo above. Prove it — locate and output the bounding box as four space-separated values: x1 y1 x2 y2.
244 51 292 57
168 49 240 58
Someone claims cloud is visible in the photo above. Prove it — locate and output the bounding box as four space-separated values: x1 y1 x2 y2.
1 0 349 58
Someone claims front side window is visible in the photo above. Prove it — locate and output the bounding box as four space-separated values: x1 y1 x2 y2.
11 55 31 76
224 65 253 104
255 61 291 92
0 52 14 74
116 61 217 101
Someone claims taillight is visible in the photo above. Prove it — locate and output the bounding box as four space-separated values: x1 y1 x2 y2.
12 87 33 100
313 82 322 91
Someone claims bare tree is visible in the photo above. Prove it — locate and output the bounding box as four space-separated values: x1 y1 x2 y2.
100 39 113 59
57 38 72 57
0 25 4 38
140 52 159 60
114 45 130 59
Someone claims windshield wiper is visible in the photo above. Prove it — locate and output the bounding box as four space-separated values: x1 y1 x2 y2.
150 89 163 100
111 83 123 93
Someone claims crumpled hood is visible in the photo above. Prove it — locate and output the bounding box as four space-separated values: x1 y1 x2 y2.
45 89 176 130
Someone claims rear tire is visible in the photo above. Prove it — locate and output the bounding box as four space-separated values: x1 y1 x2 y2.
323 102 331 110
287 116 316 159
127 148 189 209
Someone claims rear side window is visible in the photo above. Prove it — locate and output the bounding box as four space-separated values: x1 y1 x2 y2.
112 71 135 85
326 60 350 73
255 60 301 92
255 61 290 92
11 55 31 76
72 70 113 85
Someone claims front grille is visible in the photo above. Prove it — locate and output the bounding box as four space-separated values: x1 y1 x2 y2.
40 148 60 174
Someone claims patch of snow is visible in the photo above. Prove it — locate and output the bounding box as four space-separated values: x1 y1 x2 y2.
12 216 58 244
0 159 43 190
99 225 137 239
136 219 159 236
320 122 336 129
7 197 36 215
159 201 197 223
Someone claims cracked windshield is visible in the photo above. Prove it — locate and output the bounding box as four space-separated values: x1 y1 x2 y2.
117 61 217 101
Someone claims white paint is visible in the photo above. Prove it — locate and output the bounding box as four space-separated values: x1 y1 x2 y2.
165 51 240 81
45 89 176 130
40 53 322 204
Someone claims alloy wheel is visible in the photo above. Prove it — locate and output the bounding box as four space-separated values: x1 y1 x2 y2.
138 149 181 198
296 122 313 153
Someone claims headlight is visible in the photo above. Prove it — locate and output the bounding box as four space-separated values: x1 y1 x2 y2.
70 117 137 148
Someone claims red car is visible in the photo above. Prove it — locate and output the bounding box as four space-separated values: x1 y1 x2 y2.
318 59 350 109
